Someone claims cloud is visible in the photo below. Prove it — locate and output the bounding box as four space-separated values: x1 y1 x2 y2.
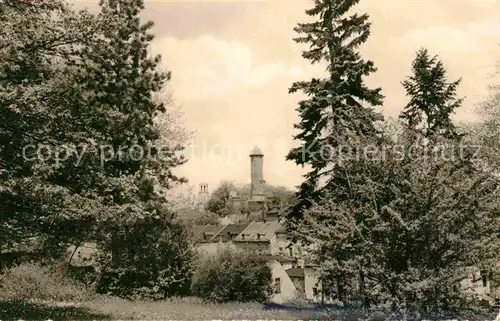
389 18 500 55
152 35 302 100
402 26 483 52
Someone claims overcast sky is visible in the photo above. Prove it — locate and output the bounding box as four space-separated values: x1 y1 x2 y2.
74 0 500 193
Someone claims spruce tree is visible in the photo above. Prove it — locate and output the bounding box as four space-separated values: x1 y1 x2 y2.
285 0 384 224
400 48 463 140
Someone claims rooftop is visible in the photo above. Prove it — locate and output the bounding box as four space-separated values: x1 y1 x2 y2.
286 268 305 278
249 145 264 157
233 220 281 242
251 255 296 263
197 224 226 243
211 223 250 243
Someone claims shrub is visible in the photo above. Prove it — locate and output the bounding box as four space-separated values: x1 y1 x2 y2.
191 250 272 303
0 262 93 302
95 208 195 300
193 211 220 225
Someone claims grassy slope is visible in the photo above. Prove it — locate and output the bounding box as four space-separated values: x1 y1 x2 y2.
0 297 329 320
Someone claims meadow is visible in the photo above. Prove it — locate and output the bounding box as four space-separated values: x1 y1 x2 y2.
1 296 497 321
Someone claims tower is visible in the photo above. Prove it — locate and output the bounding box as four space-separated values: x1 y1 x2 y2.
249 146 266 203
198 183 209 209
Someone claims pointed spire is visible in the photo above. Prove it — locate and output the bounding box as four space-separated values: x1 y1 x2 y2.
250 145 263 157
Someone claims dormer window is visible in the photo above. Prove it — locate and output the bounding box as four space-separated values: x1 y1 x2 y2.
257 233 265 240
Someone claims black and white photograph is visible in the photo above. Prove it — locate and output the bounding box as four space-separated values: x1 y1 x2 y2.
0 0 499 319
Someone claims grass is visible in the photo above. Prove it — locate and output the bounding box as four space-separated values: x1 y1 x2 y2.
0 296 331 320
1 297 497 320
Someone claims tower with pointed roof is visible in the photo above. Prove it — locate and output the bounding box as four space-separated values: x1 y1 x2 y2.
250 146 266 203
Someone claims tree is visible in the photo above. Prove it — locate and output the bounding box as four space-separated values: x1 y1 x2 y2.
81 0 192 296
294 117 500 313
191 250 272 303
285 0 384 224
205 181 235 216
205 181 294 216
0 0 194 297
0 0 105 258
470 72 500 172
95 203 194 299
400 48 463 140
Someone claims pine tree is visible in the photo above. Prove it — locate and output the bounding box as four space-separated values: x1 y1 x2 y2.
285 0 384 223
400 48 463 140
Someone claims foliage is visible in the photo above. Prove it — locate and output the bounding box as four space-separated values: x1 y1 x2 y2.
95 202 195 300
293 119 500 312
0 262 93 302
285 0 384 224
205 181 294 216
205 181 235 216
191 251 272 303
471 70 500 172
193 211 220 225
400 48 463 140
0 0 192 300
0 0 104 260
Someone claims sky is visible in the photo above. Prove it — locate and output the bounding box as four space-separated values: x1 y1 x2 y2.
73 0 500 194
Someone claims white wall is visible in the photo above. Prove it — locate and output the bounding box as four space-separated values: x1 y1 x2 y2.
196 241 238 258
268 260 300 303
304 267 321 301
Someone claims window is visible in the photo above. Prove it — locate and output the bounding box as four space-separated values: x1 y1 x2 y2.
274 278 281 293
481 270 488 287
289 247 293 257
279 247 283 254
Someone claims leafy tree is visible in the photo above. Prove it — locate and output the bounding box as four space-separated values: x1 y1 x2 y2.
0 0 104 259
470 72 500 172
191 250 272 303
205 181 235 216
400 48 463 140
294 120 500 313
285 0 384 224
95 203 194 299
0 0 194 297
205 181 294 216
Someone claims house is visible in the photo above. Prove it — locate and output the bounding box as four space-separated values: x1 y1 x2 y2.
461 265 500 306
192 219 321 303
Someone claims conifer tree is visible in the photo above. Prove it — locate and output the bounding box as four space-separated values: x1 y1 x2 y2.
400 48 463 140
285 0 384 223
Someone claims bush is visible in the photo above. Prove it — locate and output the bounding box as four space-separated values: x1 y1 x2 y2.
95 208 195 300
193 211 220 225
0 262 93 302
191 250 272 303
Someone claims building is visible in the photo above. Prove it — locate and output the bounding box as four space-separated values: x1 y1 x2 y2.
192 146 322 303
192 220 321 303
